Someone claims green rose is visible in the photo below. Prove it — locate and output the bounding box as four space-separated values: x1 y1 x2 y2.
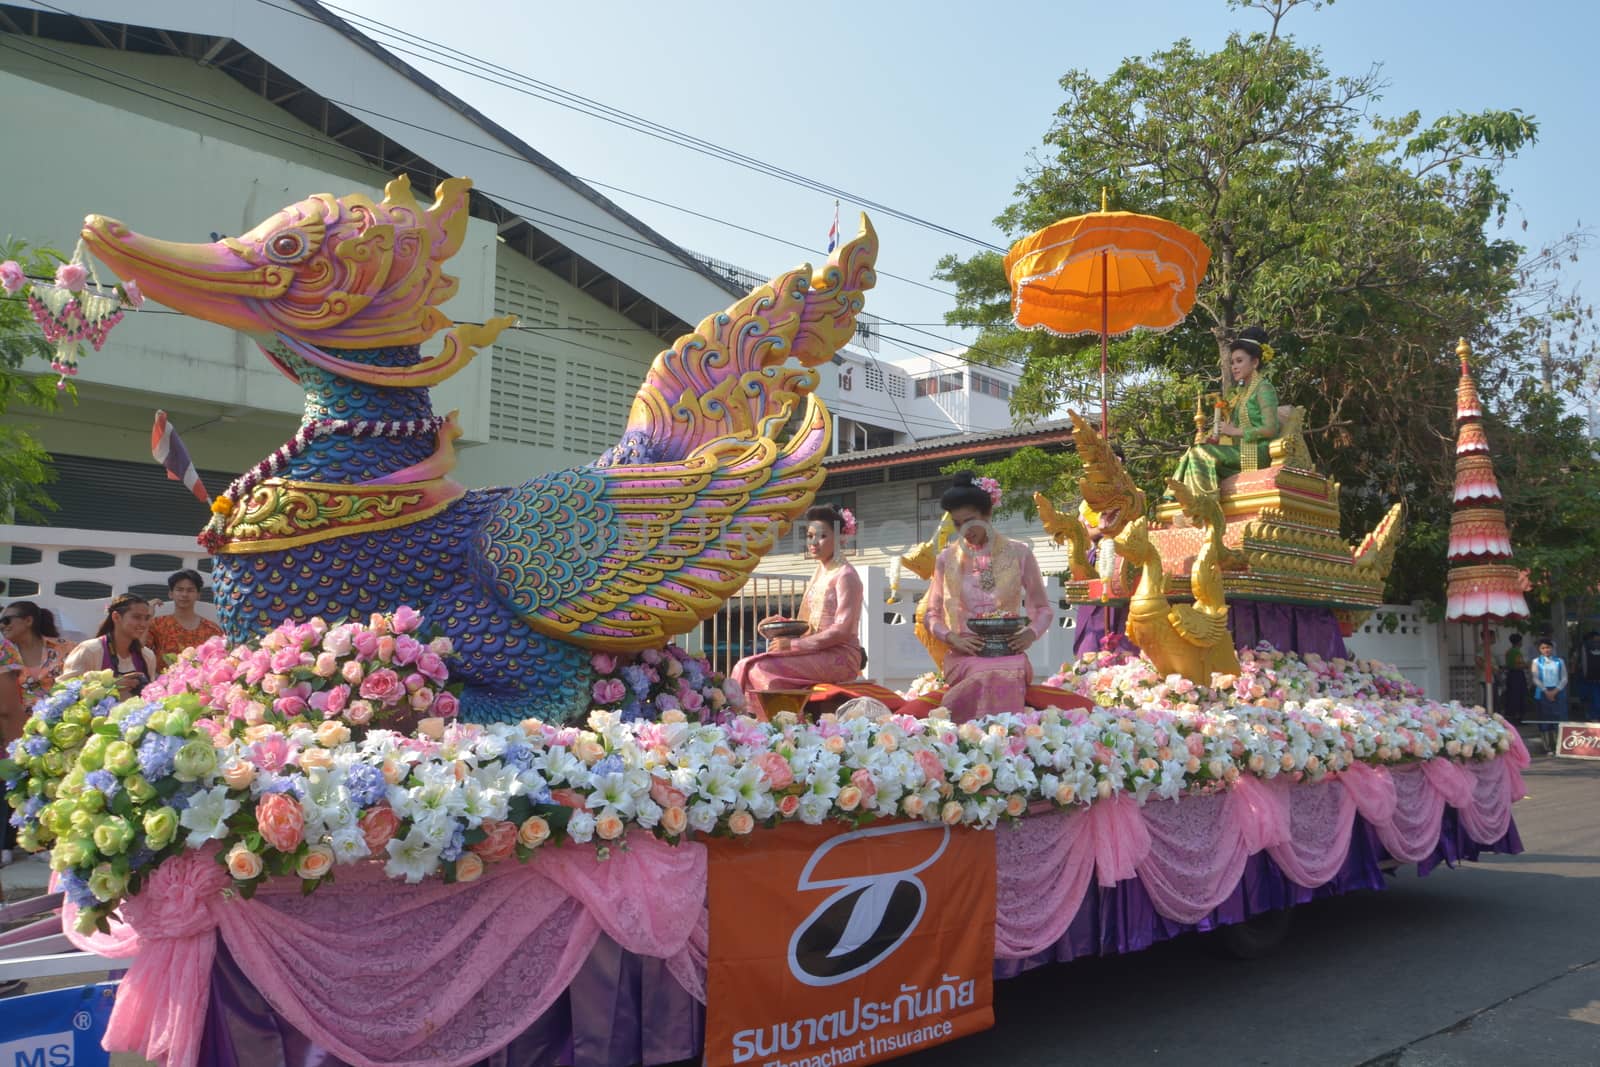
173 740 217 782
52 835 93 869
172 693 203 717
69 808 96 834
122 724 147 747
142 807 179 851
79 734 110 772
50 722 86 749
16 828 40 852
77 789 105 815
41 751 67 778
42 802 74 836
63 705 93 728
123 774 158 804
154 709 192 737
92 816 135 856
103 741 138 777
87 863 128 903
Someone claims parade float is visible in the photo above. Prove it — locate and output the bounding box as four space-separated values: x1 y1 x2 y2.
0 177 1525 1067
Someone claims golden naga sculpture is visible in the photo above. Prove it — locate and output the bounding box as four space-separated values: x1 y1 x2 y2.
891 513 956 671
1049 399 1404 629
1035 410 1145 596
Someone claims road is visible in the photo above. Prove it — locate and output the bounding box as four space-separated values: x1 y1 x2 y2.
904 755 1600 1067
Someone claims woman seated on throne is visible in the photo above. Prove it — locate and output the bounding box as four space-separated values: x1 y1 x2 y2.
1171 326 1281 496
924 473 1052 722
731 505 864 704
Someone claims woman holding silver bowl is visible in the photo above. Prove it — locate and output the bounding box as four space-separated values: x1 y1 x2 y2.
730 504 864 707
924 473 1052 722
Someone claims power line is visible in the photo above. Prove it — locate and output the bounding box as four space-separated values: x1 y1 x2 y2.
0 29 1027 380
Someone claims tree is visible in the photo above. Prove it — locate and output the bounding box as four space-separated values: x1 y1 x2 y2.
0 238 71 523
938 0 1595 606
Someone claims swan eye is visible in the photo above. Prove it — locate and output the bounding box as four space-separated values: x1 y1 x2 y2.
267 231 308 262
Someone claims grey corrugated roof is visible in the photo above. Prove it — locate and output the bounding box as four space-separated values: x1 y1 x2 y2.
823 418 1076 469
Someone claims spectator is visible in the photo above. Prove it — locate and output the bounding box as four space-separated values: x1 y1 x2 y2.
147 569 224 662
1501 633 1528 725
60 594 159 698
1581 630 1600 720
0 601 73 710
1530 637 1569 749
0 634 23 868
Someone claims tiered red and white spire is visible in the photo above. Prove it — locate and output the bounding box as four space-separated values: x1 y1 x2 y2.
1445 339 1529 621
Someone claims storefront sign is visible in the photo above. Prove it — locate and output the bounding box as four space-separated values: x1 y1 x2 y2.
1556 722 1600 760
706 821 995 1067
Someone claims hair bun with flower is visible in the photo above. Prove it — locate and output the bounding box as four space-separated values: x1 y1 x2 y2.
975 476 1002 507
838 507 857 536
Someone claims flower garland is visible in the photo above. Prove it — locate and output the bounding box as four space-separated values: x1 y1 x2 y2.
2 248 142 388
4 629 1515 934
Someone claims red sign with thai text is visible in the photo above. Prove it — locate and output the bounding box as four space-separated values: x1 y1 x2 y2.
1556 722 1600 760
705 821 995 1067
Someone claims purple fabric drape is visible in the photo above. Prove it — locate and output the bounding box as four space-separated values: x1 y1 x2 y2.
1078 600 1350 661
197 812 1519 1067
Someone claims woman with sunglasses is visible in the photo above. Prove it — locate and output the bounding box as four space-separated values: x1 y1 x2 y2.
0 602 73 710
59 594 159 698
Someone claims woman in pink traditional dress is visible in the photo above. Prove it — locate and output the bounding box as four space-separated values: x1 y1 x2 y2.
731 504 864 705
924 472 1053 722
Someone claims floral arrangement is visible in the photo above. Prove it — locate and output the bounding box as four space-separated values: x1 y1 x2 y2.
975 476 1002 508
4 632 1515 933
585 645 742 721
142 606 461 731
901 671 945 700
1 243 141 387
838 507 858 536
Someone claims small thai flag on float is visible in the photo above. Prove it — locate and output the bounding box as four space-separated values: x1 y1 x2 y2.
151 409 210 504
826 199 840 253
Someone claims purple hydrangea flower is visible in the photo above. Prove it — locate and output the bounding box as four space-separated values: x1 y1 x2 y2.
84 770 119 798
137 733 185 779
591 754 624 776
440 824 465 862
343 762 386 807
59 871 98 909
23 737 50 757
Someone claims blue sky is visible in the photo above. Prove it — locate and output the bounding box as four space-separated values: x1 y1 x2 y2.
333 0 1597 370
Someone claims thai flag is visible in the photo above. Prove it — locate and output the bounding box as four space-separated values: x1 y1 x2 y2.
827 200 840 253
151 410 210 504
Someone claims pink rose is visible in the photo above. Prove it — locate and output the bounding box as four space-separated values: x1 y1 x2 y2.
352 630 379 659
256 793 305 852
310 683 349 718
394 635 422 666
415 653 448 684
0 260 24 294
914 749 946 784
360 805 400 853
249 734 294 773
778 794 801 818
376 635 397 662
273 694 308 717
120 278 145 308
680 690 705 713
754 752 794 790
649 776 687 810
54 261 87 292
322 627 354 657
469 818 519 863
360 668 404 705
408 687 435 712
590 652 619 674
432 691 459 719
850 768 878 802
391 606 424 634
346 699 375 725
341 660 365 686
313 652 338 678
592 678 626 705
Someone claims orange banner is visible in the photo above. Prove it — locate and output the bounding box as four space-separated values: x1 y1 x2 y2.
706 821 995 1067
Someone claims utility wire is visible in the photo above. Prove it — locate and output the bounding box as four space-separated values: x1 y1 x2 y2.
0 30 1027 375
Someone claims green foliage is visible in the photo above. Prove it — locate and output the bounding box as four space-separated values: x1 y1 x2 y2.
0 237 71 522
938 0 1596 609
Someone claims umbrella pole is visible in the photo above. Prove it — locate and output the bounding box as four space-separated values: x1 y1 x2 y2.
1100 249 1109 435
1482 622 1496 717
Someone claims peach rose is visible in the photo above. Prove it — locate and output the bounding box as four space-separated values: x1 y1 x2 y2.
824 735 846 755
874 731 898 752
469 819 519 863
595 811 626 841
256 793 305 852
296 844 335 880
777 794 801 818
1054 782 1075 806
573 735 606 764
957 772 980 794
360 804 401 853
455 853 485 883
970 763 994 787
902 794 927 818
315 721 351 748
226 843 263 880
518 815 551 848
660 708 687 725
940 800 965 826
835 786 862 812
659 806 689 837
298 748 334 771
727 810 756 835
243 724 277 743
415 717 446 740
380 759 405 785
1005 794 1027 818
221 759 257 791
754 752 794 790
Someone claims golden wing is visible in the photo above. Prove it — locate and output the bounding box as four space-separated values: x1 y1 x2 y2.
1168 602 1232 647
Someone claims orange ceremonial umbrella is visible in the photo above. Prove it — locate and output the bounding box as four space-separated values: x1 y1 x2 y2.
1004 192 1210 432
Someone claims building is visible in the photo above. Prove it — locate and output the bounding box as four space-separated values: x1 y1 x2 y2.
0 0 747 541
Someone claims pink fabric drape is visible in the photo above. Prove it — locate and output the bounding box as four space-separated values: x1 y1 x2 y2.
84 754 1521 1066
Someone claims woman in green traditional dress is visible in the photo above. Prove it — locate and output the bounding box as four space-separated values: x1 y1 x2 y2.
1171 326 1281 496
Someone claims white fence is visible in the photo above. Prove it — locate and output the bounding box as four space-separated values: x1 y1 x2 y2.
1345 604 1448 700
0 524 218 639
